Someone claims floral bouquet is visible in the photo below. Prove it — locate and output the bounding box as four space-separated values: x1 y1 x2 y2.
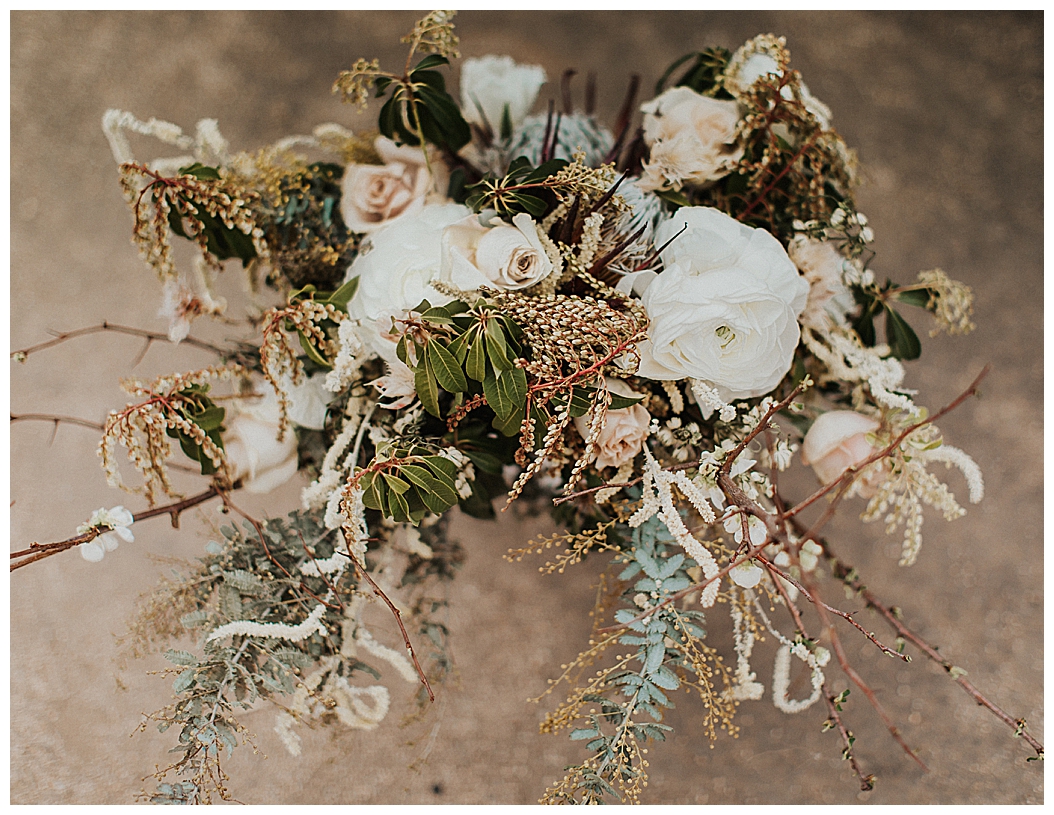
11 11 1042 805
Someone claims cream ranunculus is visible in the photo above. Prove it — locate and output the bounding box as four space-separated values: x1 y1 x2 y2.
459 55 547 134
346 202 470 360
634 207 809 402
800 410 885 496
573 379 650 470
340 137 435 234
638 86 743 192
224 385 299 494
441 211 553 291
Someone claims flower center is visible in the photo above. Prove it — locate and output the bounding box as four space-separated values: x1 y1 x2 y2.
715 324 736 349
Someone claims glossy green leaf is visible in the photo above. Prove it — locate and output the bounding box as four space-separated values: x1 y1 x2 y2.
884 305 922 360
415 361 441 417
426 340 468 394
465 331 488 382
298 330 332 368
896 288 932 308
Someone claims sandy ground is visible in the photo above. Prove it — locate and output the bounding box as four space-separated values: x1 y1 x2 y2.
9 11 1043 805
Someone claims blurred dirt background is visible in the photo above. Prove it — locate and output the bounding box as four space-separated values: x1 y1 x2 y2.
10 10 1043 805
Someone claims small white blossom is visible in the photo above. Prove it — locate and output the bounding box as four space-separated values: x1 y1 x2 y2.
77 505 135 562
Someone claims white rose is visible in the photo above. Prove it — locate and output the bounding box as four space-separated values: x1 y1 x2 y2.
800 410 886 497
459 55 547 134
441 211 553 291
573 379 650 470
340 137 436 234
788 236 850 331
346 202 470 360
224 385 299 494
638 86 743 191
634 207 808 402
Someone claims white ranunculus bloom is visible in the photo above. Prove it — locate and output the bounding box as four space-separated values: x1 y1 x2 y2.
459 55 547 134
634 207 809 402
340 137 435 234
638 86 743 191
225 385 299 494
441 211 553 291
346 203 470 360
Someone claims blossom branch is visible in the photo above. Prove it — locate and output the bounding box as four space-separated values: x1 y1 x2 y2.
717 379 810 479
10 485 222 571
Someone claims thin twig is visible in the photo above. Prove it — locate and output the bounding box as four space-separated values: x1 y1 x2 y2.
810 577 929 771
11 321 229 362
755 553 908 662
764 551 926 770
339 535 435 703
822 687 876 791
10 413 104 432
807 523 1044 760
220 494 341 613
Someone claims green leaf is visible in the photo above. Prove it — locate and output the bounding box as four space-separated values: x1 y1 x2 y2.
381 472 411 495
325 276 359 310
896 288 932 308
884 305 922 360
164 649 198 666
852 308 877 347
298 330 332 369
463 449 504 475
484 319 513 370
446 330 471 365
608 390 644 411
465 331 487 382
178 162 221 181
400 464 459 507
192 404 226 432
387 487 411 523
510 193 547 218
172 668 196 694
496 365 527 417
426 340 468 394
415 360 442 417
491 405 523 437
411 54 450 73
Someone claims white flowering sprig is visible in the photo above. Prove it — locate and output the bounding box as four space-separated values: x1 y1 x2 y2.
75 506 135 562
100 363 246 504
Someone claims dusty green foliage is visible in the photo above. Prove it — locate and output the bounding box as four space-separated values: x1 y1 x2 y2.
129 507 460 804
539 516 737 804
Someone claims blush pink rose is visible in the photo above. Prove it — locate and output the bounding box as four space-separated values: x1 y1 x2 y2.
574 380 650 470
800 410 885 496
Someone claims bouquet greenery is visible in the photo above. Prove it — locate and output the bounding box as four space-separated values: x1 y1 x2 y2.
11 11 1041 805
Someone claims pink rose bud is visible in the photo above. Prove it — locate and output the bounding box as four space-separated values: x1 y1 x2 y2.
800 410 884 496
